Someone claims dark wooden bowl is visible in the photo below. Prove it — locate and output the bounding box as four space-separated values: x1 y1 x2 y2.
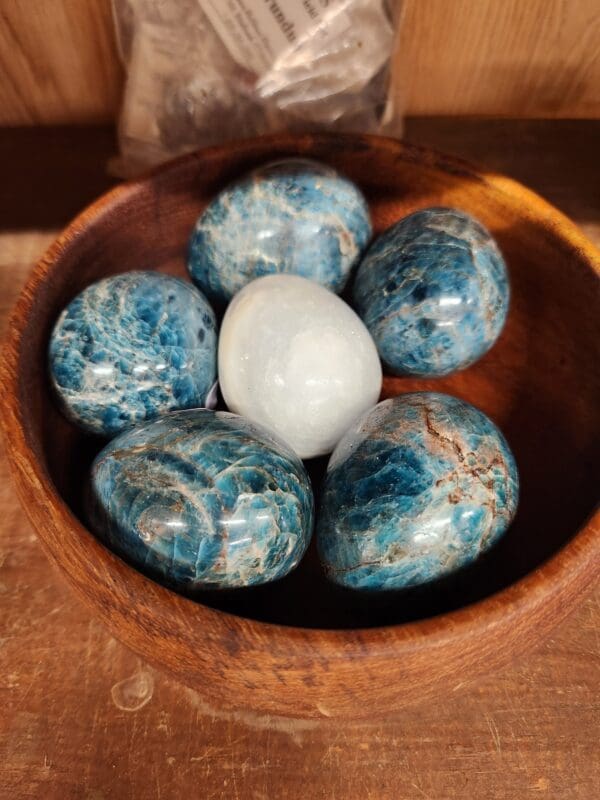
1 134 599 719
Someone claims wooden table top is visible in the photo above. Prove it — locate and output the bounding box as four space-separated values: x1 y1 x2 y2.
1 120 598 800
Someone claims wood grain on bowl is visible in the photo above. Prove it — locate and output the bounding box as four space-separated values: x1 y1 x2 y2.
1 133 599 719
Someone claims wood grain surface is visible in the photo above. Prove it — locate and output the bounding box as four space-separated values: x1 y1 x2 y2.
1 120 599 797
0 1 599 125
397 0 600 117
0 0 122 125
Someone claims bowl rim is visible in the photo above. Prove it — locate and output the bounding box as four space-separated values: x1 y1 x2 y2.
1 132 599 714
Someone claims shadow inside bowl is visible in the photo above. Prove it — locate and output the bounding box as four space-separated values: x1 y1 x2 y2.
23 135 600 630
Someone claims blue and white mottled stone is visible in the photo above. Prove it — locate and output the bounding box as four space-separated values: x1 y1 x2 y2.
317 392 519 591
49 272 217 437
353 208 509 376
88 409 314 591
187 158 372 306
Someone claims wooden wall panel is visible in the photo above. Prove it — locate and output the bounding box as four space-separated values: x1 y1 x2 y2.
396 0 600 117
0 0 598 125
0 0 122 124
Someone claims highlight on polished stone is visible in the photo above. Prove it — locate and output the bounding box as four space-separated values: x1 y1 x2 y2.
218 274 383 460
88 409 314 591
48 271 217 437
317 392 519 591
187 157 372 306
353 207 509 376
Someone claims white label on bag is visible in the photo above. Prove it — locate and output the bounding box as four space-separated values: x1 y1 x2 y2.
198 0 340 76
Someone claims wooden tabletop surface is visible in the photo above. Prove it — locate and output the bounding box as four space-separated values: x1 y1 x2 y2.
1 120 598 800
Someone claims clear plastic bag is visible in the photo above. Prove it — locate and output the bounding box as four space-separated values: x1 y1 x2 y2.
112 0 403 175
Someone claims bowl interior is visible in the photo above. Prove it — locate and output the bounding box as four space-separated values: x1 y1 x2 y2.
19 136 600 629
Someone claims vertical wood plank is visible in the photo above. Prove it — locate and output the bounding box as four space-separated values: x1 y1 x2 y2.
0 0 122 124
397 0 600 117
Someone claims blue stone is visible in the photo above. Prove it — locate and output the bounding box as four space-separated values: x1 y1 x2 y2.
317 392 519 591
49 272 217 437
353 207 509 376
187 158 371 306
88 409 314 591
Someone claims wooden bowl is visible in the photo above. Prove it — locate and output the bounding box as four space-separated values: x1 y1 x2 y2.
2 134 599 719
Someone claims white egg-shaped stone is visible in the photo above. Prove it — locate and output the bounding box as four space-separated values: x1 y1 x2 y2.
218 275 382 459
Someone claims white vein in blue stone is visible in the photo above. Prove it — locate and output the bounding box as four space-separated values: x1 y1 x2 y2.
187 158 372 306
317 393 519 591
49 271 217 437
87 410 314 591
353 207 509 377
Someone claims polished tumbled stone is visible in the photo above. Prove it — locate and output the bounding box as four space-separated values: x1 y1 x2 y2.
187 158 372 306
88 409 314 591
353 207 509 376
49 271 217 437
317 392 519 591
218 274 382 460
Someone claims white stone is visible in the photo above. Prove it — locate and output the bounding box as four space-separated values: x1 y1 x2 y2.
218 275 382 459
